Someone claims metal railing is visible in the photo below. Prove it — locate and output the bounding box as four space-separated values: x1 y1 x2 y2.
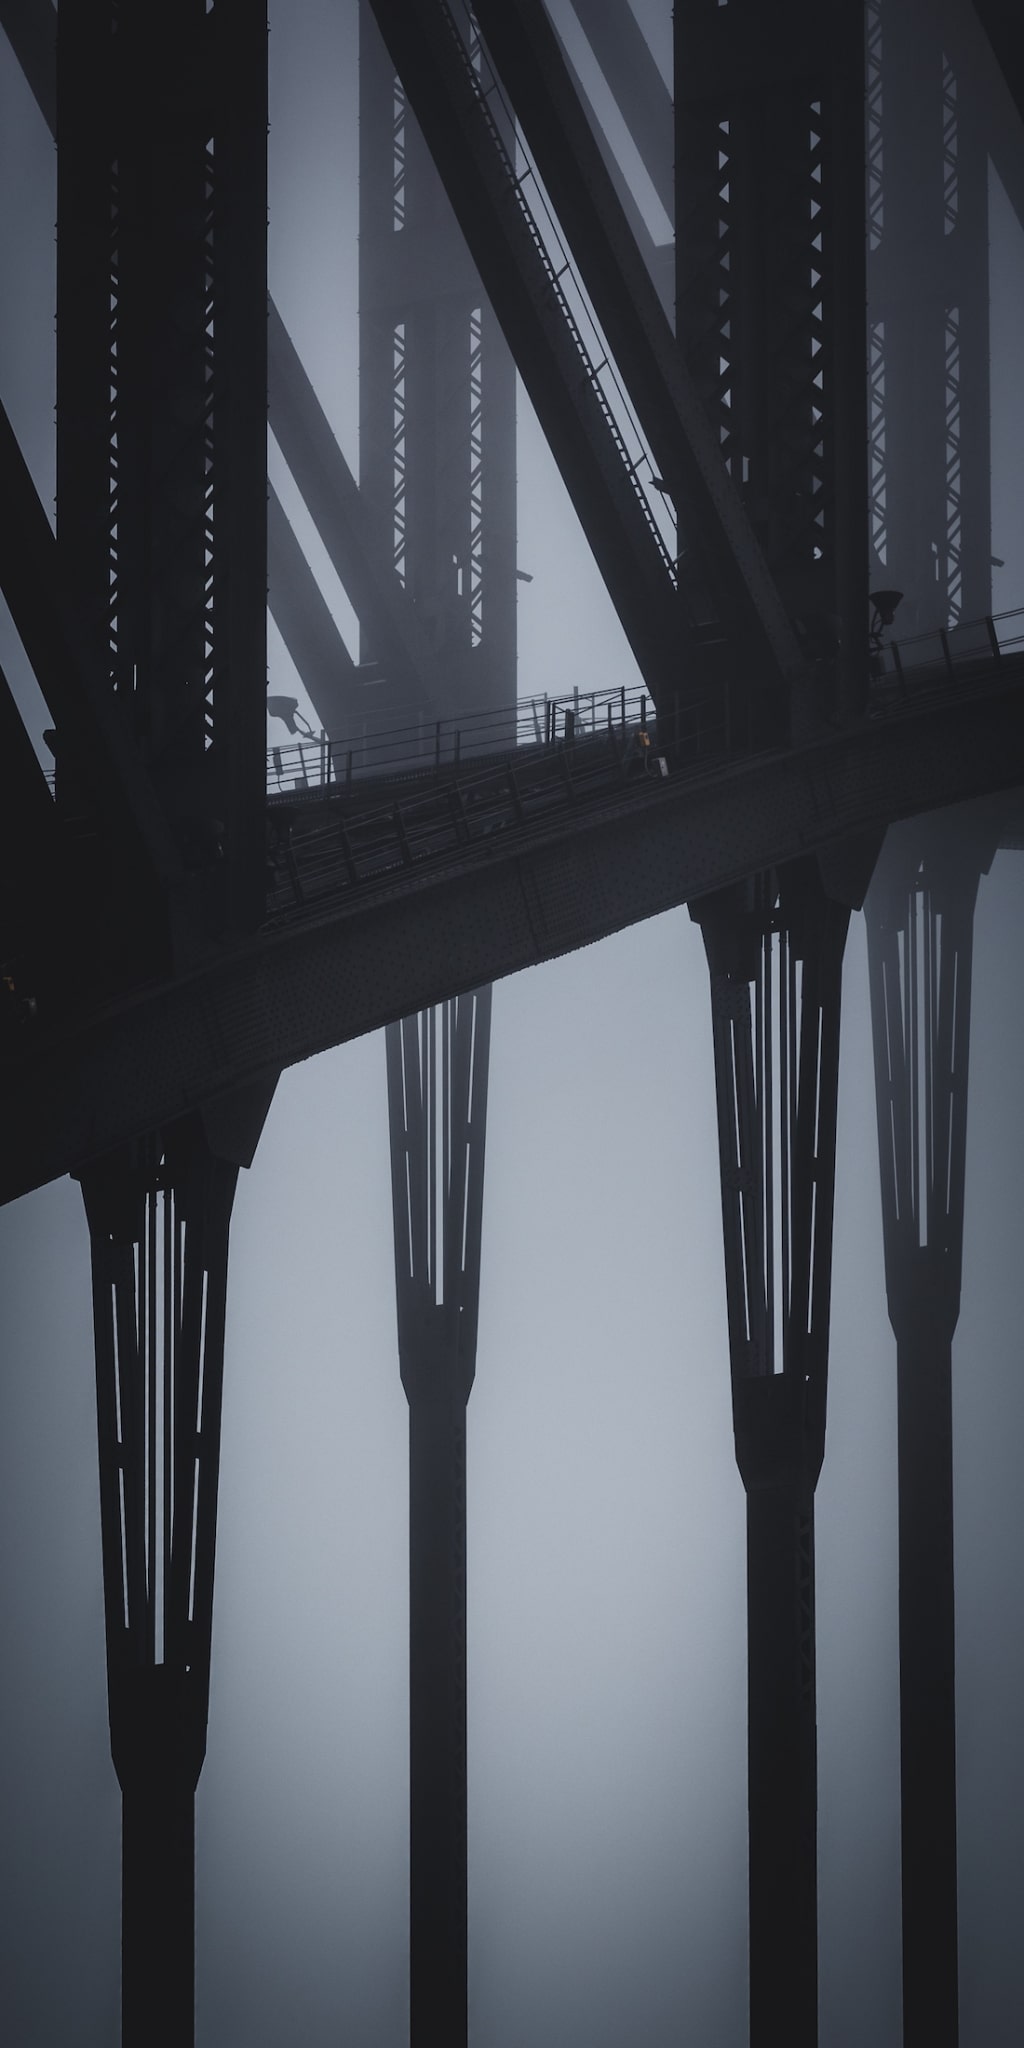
872 601 1024 686
264 711 669 926
266 600 1024 800
433 0 677 583
36 603 1024 803
267 679 661 795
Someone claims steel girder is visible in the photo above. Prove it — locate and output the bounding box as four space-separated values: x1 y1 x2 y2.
2 674 1022 1209
0 396 183 894
867 0 991 635
55 0 268 950
0 653 64 980
268 483 360 726
268 299 452 728
0 5 441 773
0 394 195 1008
569 0 674 224
940 0 1024 238
386 992 491 2048
360 33 506 2040
47 14 272 2041
865 806 999 2048
359 2 517 728
675 0 869 726
0 0 54 127
972 0 1024 130
471 0 806 705
364 0 688 709
546 5 674 323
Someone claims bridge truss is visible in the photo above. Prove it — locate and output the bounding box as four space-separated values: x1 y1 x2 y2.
0 2 1023 2043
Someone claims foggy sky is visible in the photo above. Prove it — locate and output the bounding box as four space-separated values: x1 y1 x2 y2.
2 5 1024 2043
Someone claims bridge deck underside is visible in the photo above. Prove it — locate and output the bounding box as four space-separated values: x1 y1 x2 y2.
3 656 1022 1206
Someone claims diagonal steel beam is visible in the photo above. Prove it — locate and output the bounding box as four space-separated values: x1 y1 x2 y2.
940 0 1024 240
469 0 806 693
0 657 64 970
0 0 54 128
366 0 687 709
269 301 450 716
568 0 674 222
386 991 491 2048
268 484 358 727
2 2 406 743
543 8 670 317
972 0 1024 131
0 396 183 894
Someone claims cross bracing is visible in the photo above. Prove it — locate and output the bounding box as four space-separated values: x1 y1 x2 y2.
1 3 1024 2044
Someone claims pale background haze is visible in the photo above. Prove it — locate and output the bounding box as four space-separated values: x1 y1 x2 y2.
1 5 1023 2042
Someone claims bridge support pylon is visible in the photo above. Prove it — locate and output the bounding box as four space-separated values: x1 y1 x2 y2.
866 807 997 2048
386 989 491 2048
693 855 857 2047
79 1089 271 2047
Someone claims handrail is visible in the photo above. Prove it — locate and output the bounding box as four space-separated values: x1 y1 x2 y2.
36 601 1024 801
433 0 677 585
875 601 1024 683
267 680 658 794
266 601 1024 798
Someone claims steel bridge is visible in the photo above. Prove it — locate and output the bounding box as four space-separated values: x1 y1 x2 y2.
1 1 1023 2043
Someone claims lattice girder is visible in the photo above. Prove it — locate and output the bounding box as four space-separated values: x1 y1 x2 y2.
56 0 267 942
675 0 868 712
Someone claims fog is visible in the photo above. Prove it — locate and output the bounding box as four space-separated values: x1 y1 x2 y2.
1 5 1023 2042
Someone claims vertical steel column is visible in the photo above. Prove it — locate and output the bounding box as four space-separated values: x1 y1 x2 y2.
57 12 269 2024
867 0 991 631
56 0 268 954
80 1121 240 2048
674 0 868 726
693 859 852 2047
359 0 516 733
386 991 492 2048
360 27 511 2032
865 811 996 2048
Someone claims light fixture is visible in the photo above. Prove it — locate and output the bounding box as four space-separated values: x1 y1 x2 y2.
266 695 315 738
869 588 903 630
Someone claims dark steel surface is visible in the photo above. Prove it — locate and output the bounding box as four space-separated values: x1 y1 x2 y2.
358 4 517 729
81 1121 242 2048
472 0 804 698
269 300 450 721
694 861 850 2046
866 814 997 2047
268 483 359 724
675 0 868 724
3 6 1024 2043
867 0 991 638
3 665 1023 1207
365 0 685 706
571 0 674 219
361 53 506 2033
45 8 270 2040
387 994 491 2048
